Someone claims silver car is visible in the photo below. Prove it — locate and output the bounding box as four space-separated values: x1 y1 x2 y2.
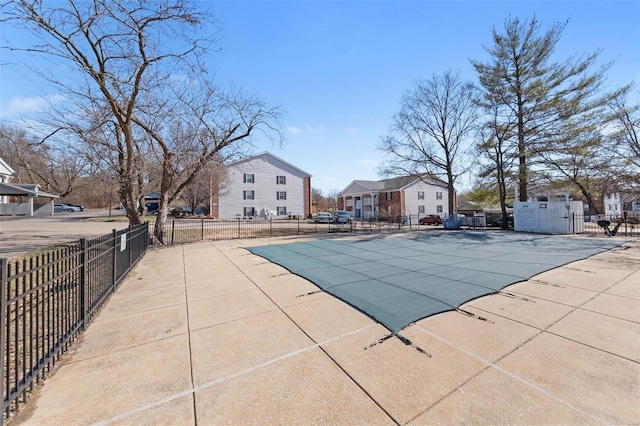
315 212 332 223
332 210 352 223
54 204 81 212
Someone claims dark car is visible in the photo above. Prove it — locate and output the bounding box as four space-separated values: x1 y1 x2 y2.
332 210 352 224
145 202 159 213
491 216 514 227
419 215 443 225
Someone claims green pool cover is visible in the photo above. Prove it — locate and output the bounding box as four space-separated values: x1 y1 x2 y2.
247 232 621 333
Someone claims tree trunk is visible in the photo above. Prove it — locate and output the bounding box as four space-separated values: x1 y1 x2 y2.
153 192 171 244
447 177 456 216
517 94 528 202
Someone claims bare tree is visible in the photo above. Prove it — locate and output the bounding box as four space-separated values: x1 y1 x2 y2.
379 70 478 216
326 188 340 212
0 124 89 196
3 1 281 241
475 96 518 227
179 159 229 215
140 79 281 240
311 187 324 214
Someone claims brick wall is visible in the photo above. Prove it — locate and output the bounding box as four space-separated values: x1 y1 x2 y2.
304 176 311 218
378 191 402 218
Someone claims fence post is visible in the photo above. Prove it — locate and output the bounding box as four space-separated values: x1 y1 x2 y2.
297 216 300 235
79 239 89 331
148 222 151 250
201 218 204 240
237 217 241 239
112 229 117 292
128 226 132 269
171 218 175 245
0 258 7 415
270 218 272 238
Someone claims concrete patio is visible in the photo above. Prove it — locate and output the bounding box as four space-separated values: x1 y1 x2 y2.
9 234 640 425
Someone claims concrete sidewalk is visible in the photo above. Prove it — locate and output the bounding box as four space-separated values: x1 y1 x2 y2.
10 236 640 425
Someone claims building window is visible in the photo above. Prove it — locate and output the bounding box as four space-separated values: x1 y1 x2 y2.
386 192 392 200
436 192 443 200
436 205 443 213
243 190 254 200
243 173 254 183
276 175 286 185
418 205 425 214
277 191 286 200
418 191 424 200
277 206 287 215
243 207 255 217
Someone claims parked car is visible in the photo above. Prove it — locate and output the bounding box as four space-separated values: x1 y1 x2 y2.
144 202 160 214
54 204 81 212
419 215 443 225
171 206 193 216
315 212 332 223
491 216 514 228
61 202 86 211
332 210 352 224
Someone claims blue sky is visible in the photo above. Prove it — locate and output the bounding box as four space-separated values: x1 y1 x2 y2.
1 1 639 194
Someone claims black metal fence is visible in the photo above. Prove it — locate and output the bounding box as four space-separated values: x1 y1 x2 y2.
574 212 640 238
150 215 449 245
149 212 640 246
0 223 149 420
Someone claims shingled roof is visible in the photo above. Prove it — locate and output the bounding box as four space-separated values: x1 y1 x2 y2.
351 174 447 191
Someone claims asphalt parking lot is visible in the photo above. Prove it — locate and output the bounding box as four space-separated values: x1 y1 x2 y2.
0 210 130 258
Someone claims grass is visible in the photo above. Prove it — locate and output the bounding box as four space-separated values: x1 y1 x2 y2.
88 214 156 223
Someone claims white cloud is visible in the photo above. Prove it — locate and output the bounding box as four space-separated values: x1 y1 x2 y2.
306 125 325 134
346 127 358 135
287 126 301 134
1 95 65 119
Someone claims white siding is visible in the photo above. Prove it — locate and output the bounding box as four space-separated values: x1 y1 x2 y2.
603 193 622 216
404 181 449 216
219 153 308 219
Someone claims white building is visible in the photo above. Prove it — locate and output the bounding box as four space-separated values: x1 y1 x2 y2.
0 156 58 216
0 157 15 204
603 192 622 216
338 175 451 220
215 152 312 219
